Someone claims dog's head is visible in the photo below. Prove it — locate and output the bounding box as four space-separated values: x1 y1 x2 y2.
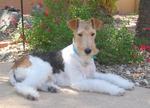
68 18 103 57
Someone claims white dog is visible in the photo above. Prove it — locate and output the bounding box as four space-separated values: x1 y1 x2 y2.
9 18 134 100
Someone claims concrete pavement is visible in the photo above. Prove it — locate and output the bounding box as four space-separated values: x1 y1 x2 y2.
0 63 150 108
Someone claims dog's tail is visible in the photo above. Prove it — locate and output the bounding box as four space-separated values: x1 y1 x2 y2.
9 69 17 86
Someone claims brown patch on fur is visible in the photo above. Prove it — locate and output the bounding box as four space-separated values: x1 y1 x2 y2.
91 18 103 30
67 19 79 31
12 55 32 69
92 45 99 55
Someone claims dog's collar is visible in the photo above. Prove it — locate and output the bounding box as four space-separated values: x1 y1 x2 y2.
73 44 79 56
72 44 96 60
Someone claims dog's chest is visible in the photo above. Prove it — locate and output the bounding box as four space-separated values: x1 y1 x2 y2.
69 57 96 79
79 62 95 78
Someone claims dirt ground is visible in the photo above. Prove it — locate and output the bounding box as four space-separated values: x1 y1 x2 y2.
0 63 150 108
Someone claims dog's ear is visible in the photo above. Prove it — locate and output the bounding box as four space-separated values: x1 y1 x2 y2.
67 19 79 31
90 18 103 30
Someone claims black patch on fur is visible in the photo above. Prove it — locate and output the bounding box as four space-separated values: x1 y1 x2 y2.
32 51 64 74
14 73 22 82
13 73 17 81
48 86 57 93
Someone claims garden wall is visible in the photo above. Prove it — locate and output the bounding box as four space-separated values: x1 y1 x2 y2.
0 0 34 14
0 0 140 14
116 0 140 14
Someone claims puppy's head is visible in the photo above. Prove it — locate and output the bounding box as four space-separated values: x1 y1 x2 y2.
68 18 103 56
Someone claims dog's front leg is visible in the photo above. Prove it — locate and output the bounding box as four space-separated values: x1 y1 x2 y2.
38 82 58 93
71 79 125 96
93 72 134 90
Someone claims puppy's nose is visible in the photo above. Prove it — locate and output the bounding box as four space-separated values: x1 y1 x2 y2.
84 48 91 54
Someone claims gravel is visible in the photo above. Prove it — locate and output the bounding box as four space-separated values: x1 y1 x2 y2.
113 15 138 33
0 43 28 63
95 60 150 88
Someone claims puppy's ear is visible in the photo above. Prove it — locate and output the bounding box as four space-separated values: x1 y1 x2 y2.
90 18 103 30
67 19 79 31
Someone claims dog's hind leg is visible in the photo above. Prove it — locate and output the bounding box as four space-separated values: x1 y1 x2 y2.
15 82 39 100
9 69 39 100
93 72 134 90
9 69 16 86
71 79 125 96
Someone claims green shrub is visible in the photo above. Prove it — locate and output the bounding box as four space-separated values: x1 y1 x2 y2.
26 16 72 52
96 25 143 64
99 0 118 14
27 0 113 52
26 0 143 65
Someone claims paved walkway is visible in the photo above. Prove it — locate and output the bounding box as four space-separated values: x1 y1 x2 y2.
0 63 150 108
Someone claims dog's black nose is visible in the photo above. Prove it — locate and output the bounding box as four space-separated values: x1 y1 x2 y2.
84 48 91 54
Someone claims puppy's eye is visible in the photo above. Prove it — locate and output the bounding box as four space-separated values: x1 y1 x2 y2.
91 33 95 36
78 33 82 37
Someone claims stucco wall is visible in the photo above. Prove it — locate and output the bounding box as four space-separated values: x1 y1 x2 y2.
0 0 140 14
116 0 140 14
0 0 34 14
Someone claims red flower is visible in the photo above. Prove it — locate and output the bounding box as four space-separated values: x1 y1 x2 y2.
139 44 147 51
44 8 49 17
31 0 35 5
146 58 150 63
143 27 150 31
19 34 28 44
47 28 51 32
19 34 24 40
38 0 43 7
145 45 150 51
139 44 150 51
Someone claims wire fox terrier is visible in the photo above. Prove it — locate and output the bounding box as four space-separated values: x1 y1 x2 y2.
9 18 134 100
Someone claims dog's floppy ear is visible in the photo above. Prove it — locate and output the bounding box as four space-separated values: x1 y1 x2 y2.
67 19 79 31
90 18 103 30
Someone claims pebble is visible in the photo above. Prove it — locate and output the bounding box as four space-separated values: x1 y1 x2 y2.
96 60 150 88
126 70 131 75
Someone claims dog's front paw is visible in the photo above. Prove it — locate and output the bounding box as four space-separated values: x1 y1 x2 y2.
27 94 38 100
120 81 135 90
110 88 125 96
26 91 39 101
125 82 135 90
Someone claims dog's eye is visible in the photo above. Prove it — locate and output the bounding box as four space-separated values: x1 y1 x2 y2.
78 33 82 37
91 33 95 36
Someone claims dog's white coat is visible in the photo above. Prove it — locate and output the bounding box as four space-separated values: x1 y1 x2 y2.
9 44 134 99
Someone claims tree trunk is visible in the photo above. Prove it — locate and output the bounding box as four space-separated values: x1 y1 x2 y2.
136 0 150 38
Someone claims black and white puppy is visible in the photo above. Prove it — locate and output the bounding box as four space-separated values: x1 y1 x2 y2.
9 18 134 100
